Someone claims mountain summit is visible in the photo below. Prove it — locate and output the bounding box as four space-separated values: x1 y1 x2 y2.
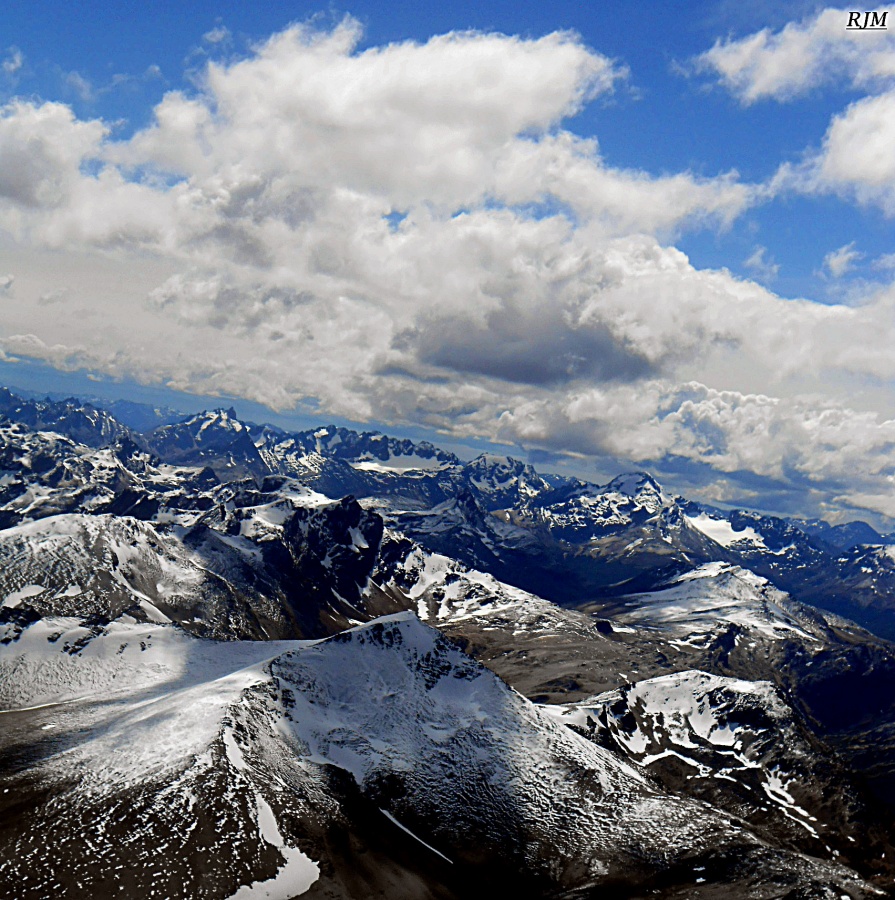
2 388 895 897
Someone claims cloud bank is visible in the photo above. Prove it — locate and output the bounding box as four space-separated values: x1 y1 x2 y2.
2 16 895 519
698 5 895 214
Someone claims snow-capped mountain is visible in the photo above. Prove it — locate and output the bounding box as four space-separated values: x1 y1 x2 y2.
0 482 410 642
546 669 892 870
289 424 459 470
4 388 895 896
16 388 894 638
0 614 883 898
0 388 133 448
146 408 271 481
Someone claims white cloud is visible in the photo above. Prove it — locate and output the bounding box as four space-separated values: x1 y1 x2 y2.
823 242 862 277
4 18 895 519
0 102 106 209
743 245 779 281
117 23 635 213
696 6 895 104
2 47 23 76
203 26 231 45
0 24 758 259
0 101 172 250
814 90 895 212
65 71 94 102
494 379 895 517
697 7 895 215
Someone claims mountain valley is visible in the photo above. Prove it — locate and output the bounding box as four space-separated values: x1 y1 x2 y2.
2 389 895 898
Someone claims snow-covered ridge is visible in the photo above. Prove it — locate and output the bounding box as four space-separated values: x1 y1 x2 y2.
544 669 837 846
4 612 837 897
546 669 783 753
686 512 767 548
617 563 819 642
0 616 301 710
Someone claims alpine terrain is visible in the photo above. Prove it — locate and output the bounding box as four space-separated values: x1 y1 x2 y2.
3 388 895 898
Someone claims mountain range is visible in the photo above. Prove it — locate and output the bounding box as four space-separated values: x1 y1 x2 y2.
3 388 895 897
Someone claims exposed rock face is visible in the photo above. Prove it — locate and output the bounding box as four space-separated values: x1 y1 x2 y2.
2 388 895 897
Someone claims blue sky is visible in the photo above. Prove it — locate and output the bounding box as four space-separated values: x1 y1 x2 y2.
1 2 895 523
2 0 883 296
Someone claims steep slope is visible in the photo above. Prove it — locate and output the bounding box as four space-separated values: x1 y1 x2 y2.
0 479 407 641
147 409 271 481
0 614 880 899
804 542 895 638
546 670 892 875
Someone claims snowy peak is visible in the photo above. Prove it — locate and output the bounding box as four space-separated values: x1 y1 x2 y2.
254 425 464 506
504 472 679 550
147 408 269 480
2 609 882 897
0 388 133 449
465 451 524 474
3 382 895 639
612 562 821 642
461 452 554 510
0 477 394 642
603 471 670 512
547 668 878 862
166 407 248 437
292 425 460 471
265 612 848 892
3 388 895 895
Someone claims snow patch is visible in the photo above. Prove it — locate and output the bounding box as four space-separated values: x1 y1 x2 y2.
226 794 319 899
2 583 45 608
353 454 445 473
686 514 767 549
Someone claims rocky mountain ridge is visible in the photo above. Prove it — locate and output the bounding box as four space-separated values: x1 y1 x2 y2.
3 389 895 896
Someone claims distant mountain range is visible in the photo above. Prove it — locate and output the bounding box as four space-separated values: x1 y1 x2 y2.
2 387 895 898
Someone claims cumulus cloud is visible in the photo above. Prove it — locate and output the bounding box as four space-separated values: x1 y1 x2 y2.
697 7 895 215
823 242 863 277
494 379 895 517
0 100 175 248
743 245 779 282
696 6 895 103
0 102 106 209
108 20 758 234
813 90 895 212
770 87 895 214
2 17 895 519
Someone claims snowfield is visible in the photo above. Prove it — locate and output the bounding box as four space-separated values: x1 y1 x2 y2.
3 612 874 897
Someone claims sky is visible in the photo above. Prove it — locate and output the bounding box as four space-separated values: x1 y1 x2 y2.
1 1 895 525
